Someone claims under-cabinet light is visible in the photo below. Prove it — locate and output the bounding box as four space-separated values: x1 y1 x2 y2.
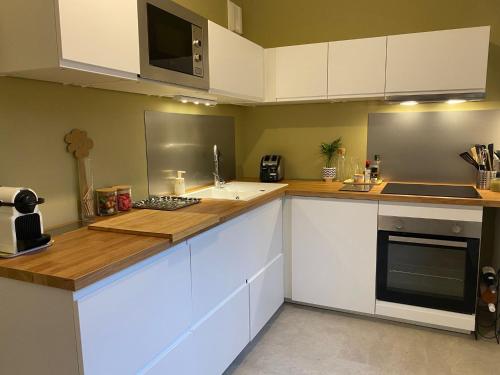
446 99 466 105
174 96 217 107
400 100 419 106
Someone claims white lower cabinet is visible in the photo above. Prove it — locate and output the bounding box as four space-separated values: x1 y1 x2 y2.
191 284 250 375
141 333 194 375
190 216 250 323
0 200 285 375
244 198 283 279
190 198 283 322
75 243 192 375
291 197 378 314
249 254 285 340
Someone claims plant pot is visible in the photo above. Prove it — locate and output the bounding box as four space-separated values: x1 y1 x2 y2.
322 167 336 182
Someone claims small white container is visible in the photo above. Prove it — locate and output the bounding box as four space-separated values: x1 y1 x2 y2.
174 171 186 195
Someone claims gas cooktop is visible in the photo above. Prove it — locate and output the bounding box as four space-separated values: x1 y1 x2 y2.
381 183 481 199
132 196 201 211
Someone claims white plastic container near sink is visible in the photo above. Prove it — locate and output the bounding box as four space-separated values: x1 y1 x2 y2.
183 182 288 201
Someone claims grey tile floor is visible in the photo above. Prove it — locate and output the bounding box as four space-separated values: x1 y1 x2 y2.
226 303 500 375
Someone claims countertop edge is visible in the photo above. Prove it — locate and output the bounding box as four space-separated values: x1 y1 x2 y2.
284 189 500 207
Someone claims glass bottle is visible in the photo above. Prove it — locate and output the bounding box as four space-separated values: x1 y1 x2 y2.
335 148 346 181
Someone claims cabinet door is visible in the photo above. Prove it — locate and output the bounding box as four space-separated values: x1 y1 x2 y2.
245 198 283 279
208 21 264 101
189 198 282 323
191 284 250 375
328 37 387 98
76 243 191 375
385 26 490 96
249 254 284 340
276 43 328 101
291 197 378 314
141 333 194 375
57 0 140 74
264 48 277 102
189 216 249 323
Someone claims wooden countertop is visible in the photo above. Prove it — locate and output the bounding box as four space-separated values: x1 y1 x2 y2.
284 180 500 207
0 180 499 292
0 186 287 291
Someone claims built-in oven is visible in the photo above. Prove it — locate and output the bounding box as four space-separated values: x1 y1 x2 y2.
376 216 481 314
138 0 209 90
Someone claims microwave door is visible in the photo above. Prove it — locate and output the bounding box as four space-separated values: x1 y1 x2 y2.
147 3 193 75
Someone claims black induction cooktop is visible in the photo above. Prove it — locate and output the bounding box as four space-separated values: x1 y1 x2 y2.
381 183 481 199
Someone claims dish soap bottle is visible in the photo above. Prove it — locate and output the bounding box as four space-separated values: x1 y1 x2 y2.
174 171 186 196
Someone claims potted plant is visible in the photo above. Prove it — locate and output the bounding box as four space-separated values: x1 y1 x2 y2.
320 137 342 182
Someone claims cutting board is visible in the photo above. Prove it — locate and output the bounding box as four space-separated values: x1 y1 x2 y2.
88 209 220 242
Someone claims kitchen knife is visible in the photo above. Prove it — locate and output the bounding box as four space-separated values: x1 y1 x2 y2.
459 152 479 169
487 143 494 171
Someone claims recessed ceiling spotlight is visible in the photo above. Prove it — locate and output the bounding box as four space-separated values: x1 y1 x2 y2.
446 99 466 104
400 101 418 106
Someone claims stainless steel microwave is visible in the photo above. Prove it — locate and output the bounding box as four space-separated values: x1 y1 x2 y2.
138 0 209 90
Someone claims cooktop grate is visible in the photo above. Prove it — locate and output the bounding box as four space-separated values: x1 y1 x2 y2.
133 196 201 211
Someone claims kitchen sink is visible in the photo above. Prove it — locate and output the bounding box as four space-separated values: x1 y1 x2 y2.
183 181 288 201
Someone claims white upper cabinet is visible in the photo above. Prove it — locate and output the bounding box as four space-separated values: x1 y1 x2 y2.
275 42 328 101
328 37 387 99
385 26 490 97
57 0 140 74
0 0 140 77
264 48 278 102
208 21 264 101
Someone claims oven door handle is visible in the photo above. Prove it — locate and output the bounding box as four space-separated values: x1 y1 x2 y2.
388 235 468 248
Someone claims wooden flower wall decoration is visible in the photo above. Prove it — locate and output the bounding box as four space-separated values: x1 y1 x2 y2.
64 129 95 222
64 129 94 159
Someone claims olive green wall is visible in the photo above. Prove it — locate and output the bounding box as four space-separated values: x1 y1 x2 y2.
174 0 230 27
235 0 500 179
0 77 244 228
0 0 243 228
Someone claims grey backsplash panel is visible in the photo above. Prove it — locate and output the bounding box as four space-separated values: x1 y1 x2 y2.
367 110 500 184
145 111 235 196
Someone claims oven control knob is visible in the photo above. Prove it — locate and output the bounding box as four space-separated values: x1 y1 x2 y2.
193 40 202 47
394 220 404 230
194 54 202 62
451 224 462 234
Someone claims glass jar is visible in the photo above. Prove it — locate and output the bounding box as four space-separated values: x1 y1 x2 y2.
115 185 132 211
96 188 117 216
490 178 500 193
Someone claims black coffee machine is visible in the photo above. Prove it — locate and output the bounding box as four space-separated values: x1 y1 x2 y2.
260 155 284 182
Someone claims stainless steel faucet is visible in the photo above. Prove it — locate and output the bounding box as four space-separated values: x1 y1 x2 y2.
213 144 224 189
